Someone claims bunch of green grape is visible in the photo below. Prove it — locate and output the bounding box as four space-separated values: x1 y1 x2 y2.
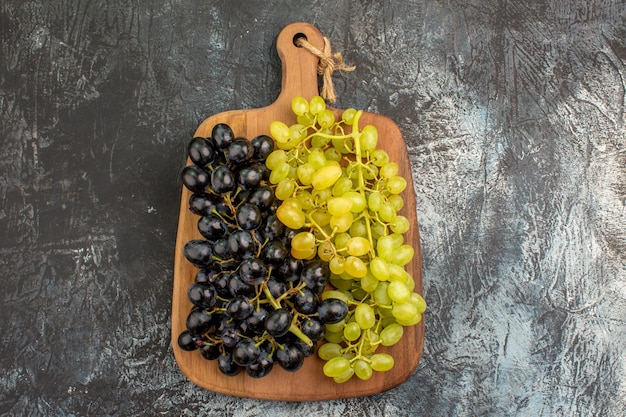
266 95 427 382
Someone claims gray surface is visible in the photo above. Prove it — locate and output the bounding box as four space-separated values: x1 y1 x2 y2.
1 1 625 416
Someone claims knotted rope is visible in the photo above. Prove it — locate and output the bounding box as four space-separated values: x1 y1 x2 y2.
295 36 355 103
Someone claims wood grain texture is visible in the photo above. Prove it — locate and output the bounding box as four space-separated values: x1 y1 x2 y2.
171 22 424 401
0 0 624 416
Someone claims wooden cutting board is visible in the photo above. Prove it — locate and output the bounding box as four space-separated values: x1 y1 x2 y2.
172 22 424 401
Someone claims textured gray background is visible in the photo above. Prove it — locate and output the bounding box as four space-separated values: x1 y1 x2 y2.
1 1 625 416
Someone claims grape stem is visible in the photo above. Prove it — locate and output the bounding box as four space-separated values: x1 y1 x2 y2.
288 318 314 347
349 111 377 259
262 285 281 310
261 283 313 347
304 212 331 240
304 131 352 141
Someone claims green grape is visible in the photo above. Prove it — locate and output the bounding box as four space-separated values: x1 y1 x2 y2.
396 312 422 326
291 231 316 251
370 353 394 371
270 120 291 143
276 201 305 229
387 263 409 283
330 213 353 233
276 135 301 151
361 271 379 292
275 178 295 200
380 323 404 346
367 330 380 346
343 321 361 341
390 215 410 234
333 233 351 249
312 187 332 204
368 191 384 212
391 301 419 322
345 237 371 257
311 165 342 190
362 164 379 181
374 282 392 305
349 219 367 238
344 163 357 180
318 342 343 360
402 270 414 286
291 245 316 260
345 256 367 278
296 190 314 210
288 164 298 180
359 125 378 151
369 257 389 281
371 222 387 240
388 233 404 247
360 344 375 356
325 159 341 168
318 109 335 128
405 275 416 292
291 96 309 116
344 191 367 213
387 176 407 194
276 136 298 150
393 244 414 266
297 113 312 126
370 149 389 167
289 123 307 143
332 177 353 197
281 197 300 210
340 271 356 282
310 209 331 227
354 303 376 329
269 161 291 184
324 147 342 162
380 162 398 179
351 285 368 301
308 148 327 169
330 274 352 290
265 149 287 169
409 292 427 313
333 367 355 383
332 137 351 154
321 289 351 303
324 330 345 344
309 95 326 115
353 359 373 380
342 108 357 124
387 281 411 303
334 272 352 281
379 202 397 222
327 197 353 216
379 306 395 319
311 133 330 148
388 194 404 211
376 236 395 262
325 320 346 333
317 241 335 262
329 256 346 274
324 222 337 235
297 163 316 185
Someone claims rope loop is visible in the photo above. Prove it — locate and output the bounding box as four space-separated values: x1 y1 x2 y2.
295 36 355 103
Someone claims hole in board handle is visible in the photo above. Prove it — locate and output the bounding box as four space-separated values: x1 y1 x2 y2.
293 33 307 47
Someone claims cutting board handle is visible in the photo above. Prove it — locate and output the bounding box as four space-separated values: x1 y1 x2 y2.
273 22 325 110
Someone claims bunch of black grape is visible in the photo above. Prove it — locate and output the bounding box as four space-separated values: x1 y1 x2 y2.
177 123 349 378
